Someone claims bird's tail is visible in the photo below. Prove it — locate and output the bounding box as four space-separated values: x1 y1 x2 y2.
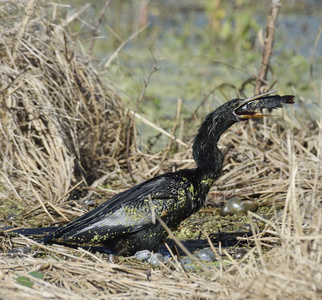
2 226 62 236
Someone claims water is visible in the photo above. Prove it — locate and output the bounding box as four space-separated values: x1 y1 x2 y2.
63 1 322 148
104 2 322 114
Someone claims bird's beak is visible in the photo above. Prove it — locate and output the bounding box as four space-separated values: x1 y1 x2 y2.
234 91 294 120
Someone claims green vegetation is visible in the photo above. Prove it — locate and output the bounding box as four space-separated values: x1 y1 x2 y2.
57 0 322 150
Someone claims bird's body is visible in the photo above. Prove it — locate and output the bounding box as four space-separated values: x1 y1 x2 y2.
42 165 221 255
6 93 294 255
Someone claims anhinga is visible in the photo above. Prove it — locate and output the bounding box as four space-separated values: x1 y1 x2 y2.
6 93 294 256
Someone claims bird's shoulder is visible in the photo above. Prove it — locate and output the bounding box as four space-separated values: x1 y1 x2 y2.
62 170 196 229
106 169 196 209
43 169 199 242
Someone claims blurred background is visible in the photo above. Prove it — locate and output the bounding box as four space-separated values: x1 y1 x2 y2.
58 0 322 146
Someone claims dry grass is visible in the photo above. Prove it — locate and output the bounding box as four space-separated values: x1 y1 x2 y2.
0 1 322 299
0 0 128 214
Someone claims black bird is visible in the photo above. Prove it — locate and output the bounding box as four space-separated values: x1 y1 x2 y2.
7 93 294 256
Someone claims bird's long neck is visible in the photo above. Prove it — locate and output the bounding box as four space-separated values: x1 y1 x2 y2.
192 112 236 177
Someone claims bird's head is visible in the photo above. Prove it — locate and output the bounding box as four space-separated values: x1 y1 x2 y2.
203 92 295 137
215 92 295 123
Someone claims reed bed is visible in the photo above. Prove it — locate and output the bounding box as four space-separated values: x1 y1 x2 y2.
1 1 322 299
0 0 128 213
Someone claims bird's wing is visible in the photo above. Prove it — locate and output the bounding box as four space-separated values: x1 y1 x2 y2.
43 174 183 243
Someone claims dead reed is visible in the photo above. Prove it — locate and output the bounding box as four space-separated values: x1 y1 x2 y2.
0 0 129 218
0 1 321 299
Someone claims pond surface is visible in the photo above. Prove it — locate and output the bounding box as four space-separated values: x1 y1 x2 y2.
63 0 322 147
